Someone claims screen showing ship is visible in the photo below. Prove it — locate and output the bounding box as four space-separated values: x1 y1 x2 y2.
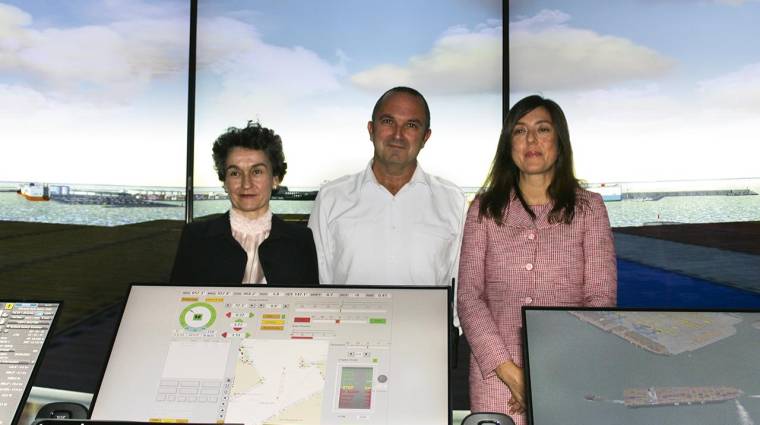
524 308 760 425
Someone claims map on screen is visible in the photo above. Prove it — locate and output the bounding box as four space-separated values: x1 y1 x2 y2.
90 285 450 425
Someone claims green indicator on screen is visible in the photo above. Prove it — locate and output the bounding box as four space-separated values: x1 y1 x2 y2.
369 318 386 324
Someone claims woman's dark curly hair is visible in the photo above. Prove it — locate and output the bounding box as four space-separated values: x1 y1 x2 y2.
212 121 288 182
478 95 584 225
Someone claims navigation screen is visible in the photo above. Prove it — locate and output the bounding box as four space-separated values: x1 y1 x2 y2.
0 301 60 425
523 308 760 425
91 286 449 425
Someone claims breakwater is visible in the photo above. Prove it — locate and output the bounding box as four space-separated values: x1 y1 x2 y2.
623 189 757 201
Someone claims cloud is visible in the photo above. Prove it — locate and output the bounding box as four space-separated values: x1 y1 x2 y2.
197 16 343 98
509 10 674 92
0 3 188 102
350 20 502 95
698 63 760 110
509 9 570 32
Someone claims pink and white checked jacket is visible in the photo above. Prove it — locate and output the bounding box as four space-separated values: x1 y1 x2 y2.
457 190 617 423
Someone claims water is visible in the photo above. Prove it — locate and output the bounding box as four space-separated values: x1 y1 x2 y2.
1 191 759 227
528 311 760 425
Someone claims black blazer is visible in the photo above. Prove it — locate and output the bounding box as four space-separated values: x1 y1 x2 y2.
170 212 318 285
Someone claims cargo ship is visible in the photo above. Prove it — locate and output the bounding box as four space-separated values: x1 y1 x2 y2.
623 386 743 408
270 186 318 201
17 183 49 201
585 183 622 201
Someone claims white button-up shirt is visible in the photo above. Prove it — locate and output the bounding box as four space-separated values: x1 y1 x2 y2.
308 161 466 286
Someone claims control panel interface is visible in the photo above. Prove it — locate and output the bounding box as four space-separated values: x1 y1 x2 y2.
91 286 449 425
0 302 59 425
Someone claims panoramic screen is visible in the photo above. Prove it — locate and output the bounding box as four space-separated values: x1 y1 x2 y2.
192 0 503 217
509 0 760 226
0 0 190 225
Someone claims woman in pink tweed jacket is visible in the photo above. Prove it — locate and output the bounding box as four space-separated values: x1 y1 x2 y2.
457 95 617 424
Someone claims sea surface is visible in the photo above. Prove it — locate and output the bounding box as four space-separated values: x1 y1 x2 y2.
527 310 760 425
1 191 759 228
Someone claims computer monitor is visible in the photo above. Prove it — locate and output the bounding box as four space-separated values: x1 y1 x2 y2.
522 307 760 425
90 285 451 425
0 300 61 425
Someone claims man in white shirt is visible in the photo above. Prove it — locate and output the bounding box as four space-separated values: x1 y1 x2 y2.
308 86 466 286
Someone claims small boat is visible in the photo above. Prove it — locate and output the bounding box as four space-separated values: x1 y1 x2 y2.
585 183 622 202
18 183 49 201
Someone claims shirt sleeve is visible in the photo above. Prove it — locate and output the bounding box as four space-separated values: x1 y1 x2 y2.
307 190 334 285
457 200 512 379
582 192 618 306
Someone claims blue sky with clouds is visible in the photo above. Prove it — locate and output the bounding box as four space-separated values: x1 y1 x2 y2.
0 0 502 187
193 0 503 187
508 0 760 182
6 0 755 187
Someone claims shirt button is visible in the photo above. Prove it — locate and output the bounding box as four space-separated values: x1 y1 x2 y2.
524 297 533 304
527 233 536 240
525 263 534 271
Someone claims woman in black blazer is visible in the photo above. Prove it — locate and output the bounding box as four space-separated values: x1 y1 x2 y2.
170 122 318 285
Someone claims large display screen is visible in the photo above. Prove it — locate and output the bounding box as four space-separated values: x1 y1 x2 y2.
0 301 60 425
90 285 450 425
523 307 760 425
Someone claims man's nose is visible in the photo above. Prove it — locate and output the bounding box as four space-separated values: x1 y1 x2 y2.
393 124 403 139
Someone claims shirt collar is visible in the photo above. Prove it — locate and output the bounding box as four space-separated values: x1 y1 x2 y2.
360 159 429 189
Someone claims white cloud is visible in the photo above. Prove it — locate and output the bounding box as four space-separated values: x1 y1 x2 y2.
509 9 570 32
509 10 674 92
0 3 187 102
0 82 186 186
197 16 343 100
350 20 502 95
698 63 760 110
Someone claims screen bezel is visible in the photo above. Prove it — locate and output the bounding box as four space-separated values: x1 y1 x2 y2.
89 283 452 425
2 299 62 425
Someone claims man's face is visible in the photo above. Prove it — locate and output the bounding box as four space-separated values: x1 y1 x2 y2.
368 92 431 172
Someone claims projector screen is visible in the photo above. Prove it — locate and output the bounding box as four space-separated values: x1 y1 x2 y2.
91 285 450 425
523 307 760 425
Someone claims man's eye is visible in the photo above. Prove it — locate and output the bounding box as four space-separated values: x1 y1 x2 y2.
381 118 393 125
253 168 263 175
227 170 239 177
406 122 418 129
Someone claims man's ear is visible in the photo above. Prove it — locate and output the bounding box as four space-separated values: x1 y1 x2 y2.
367 120 374 141
421 128 432 148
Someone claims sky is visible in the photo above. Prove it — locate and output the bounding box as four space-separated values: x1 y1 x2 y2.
0 0 502 188
509 0 760 183
2 0 758 188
